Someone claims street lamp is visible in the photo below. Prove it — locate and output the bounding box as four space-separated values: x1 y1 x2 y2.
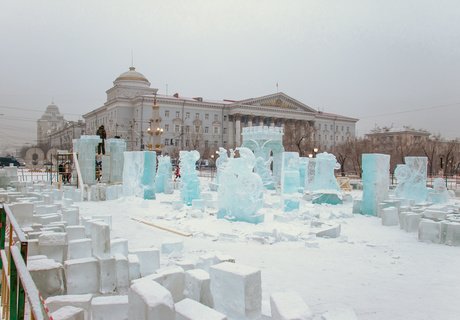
313 147 318 157
146 125 164 152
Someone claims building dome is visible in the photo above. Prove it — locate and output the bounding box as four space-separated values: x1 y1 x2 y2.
114 66 150 87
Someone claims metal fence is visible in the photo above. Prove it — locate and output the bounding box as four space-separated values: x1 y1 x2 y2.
0 204 49 320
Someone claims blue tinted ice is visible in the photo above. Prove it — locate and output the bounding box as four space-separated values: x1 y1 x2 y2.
361 153 390 215
179 150 201 205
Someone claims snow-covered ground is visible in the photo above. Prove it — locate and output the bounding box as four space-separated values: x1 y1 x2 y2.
76 177 460 320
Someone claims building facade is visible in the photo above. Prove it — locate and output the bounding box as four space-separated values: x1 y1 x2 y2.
49 120 86 151
37 102 65 146
83 67 358 158
365 126 430 149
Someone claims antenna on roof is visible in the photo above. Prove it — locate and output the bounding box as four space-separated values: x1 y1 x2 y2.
276 82 279 93
51 96 54 104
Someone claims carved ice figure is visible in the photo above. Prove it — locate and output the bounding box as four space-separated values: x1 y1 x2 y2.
73 135 101 185
218 147 264 224
180 150 201 205
215 147 229 186
361 153 390 216
310 152 340 192
155 155 172 194
254 157 275 190
394 156 428 204
122 151 156 199
428 178 450 204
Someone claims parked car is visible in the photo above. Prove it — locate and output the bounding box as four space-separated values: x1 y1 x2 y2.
0 157 20 167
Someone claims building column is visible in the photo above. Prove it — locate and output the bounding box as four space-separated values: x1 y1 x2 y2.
271 117 276 127
235 114 242 146
259 117 264 127
247 115 253 127
228 115 235 147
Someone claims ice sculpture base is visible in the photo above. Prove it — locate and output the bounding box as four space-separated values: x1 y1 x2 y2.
283 198 300 212
312 192 343 205
217 209 265 224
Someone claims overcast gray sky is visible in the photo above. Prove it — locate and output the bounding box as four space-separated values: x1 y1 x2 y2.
1 0 460 150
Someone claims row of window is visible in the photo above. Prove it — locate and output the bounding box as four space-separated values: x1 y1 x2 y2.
163 124 222 135
164 139 224 148
317 123 350 133
164 110 226 122
314 134 349 142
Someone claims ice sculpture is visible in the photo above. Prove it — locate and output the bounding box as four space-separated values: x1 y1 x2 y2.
179 150 201 205
73 135 101 185
105 138 126 183
141 151 156 200
361 153 390 216
241 126 284 184
280 152 300 211
394 156 428 204
299 157 309 190
214 147 229 189
309 152 342 205
218 147 264 224
310 152 340 192
122 151 156 199
304 158 316 192
428 178 450 204
254 157 275 190
155 155 172 194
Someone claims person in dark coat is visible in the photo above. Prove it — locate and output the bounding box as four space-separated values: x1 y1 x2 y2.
96 125 107 155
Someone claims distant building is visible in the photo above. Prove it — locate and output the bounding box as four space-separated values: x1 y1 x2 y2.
83 66 358 157
49 120 86 151
365 126 430 149
36 102 65 146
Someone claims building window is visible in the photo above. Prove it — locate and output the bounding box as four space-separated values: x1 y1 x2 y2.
165 110 170 117
195 113 199 119
205 127 209 133
330 135 333 141
174 139 179 147
195 126 200 133
186 112 190 119
186 126 190 133
214 127 219 134
223 128 227 134
318 123 321 130
164 139 169 146
176 111 180 118
341 126 344 132
214 114 218 121
185 140 190 147
346 127 350 133
175 125 180 133
164 124 169 132
205 140 209 148
330 124 333 130
205 114 209 120
214 141 218 146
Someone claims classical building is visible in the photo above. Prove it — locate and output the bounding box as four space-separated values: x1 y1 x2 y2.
37 102 65 146
83 66 358 158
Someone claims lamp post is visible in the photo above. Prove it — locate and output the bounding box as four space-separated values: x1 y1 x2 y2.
210 154 215 180
313 147 318 157
146 124 164 153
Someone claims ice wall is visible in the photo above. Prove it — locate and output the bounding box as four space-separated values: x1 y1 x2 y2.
179 150 201 205
73 135 101 185
299 157 308 189
361 153 390 216
123 151 156 199
304 158 316 192
218 147 264 223
155 155 172 194
395 156 428 204
105 139 126 183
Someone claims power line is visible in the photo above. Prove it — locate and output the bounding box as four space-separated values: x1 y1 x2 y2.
360 102 460 120
0 105 83 117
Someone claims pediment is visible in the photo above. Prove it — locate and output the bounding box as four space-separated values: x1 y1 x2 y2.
235 92 317 113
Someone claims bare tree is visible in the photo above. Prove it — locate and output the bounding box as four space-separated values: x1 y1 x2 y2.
421 135 441 177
